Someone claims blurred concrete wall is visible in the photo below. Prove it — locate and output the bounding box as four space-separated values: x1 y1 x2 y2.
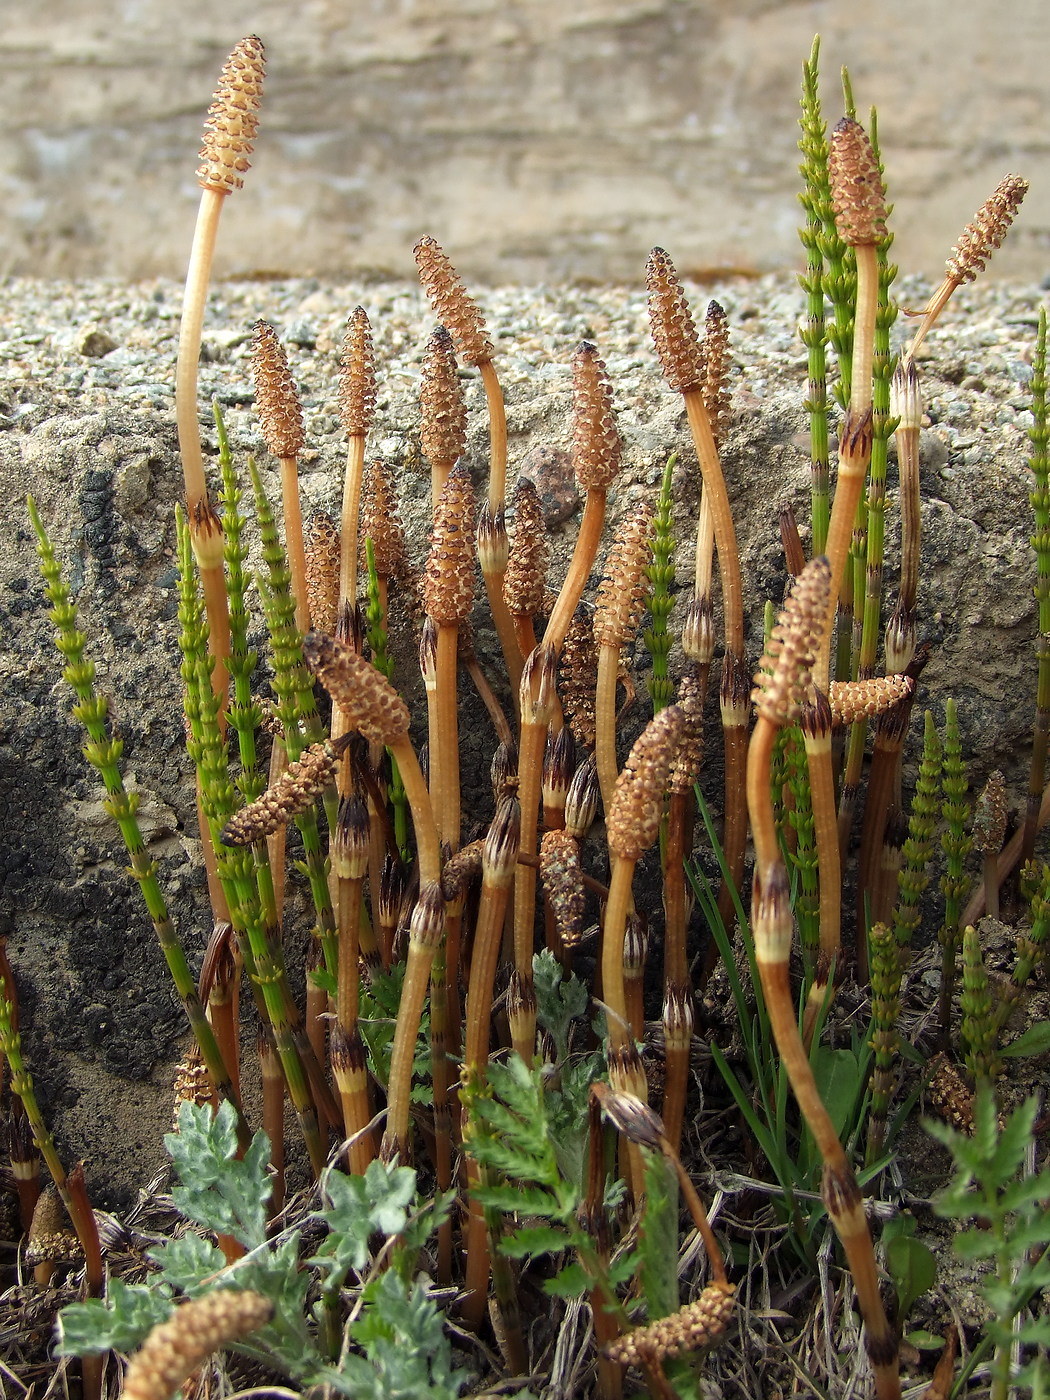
1 0 1047 284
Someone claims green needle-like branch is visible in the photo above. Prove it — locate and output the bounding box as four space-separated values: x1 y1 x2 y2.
28 497 247 1148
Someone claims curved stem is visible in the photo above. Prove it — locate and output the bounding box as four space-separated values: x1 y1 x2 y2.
543 489 608 654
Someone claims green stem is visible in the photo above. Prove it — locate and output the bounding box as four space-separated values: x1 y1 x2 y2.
28 498 246 1144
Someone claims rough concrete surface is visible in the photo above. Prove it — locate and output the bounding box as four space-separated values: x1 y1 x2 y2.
1 1 1048 284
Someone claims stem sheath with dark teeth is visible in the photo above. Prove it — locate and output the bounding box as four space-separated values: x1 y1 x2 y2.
747 558 900 1400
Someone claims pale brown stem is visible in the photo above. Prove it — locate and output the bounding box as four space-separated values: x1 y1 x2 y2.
382 923 441 1158
479 359 507 510
380 741 441 1157
683 389 743 657
595 641 620 814
386 744 440 887
542 489 608 654
207 985 239 1104
429 945 453 1284
512 614 537 667
665 1151 727 1285
896 424 921 618
757 952 900 1399
694 485 714 596
176 188 224 511
602 858 636 1056
279 456 311 635
444 902 463 1057
176 186 231 701
815 459 870 692
436 624 461 851
461 837 517 1326
850 243 878 416
464 887 514 1080
340 433 366 613
905 276 958 362
801 723 841 1047
746 717 781 879
336 877 363 1031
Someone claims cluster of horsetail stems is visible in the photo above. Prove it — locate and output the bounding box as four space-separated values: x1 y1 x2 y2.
11 30 1050 1400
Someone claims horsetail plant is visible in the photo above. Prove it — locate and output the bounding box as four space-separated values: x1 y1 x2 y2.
747 556 901 1400
837 111 899 848
177 506 328 1175
796 35 835 554
864 710 941 1164
419 324 468 507
177 36 265 698
647 249 749 937
251 320 310 634
885 359 923 673
0 996 104 1390
907 173 1029 360
960 924 1001 1088
27 497 245 1142
593 497 656 812
973 771 1008 921
19 36 1049 1400
415 236 523 699
336 306 377 620
938 698 972 1041
995 860 1050 1037
644 454 677 714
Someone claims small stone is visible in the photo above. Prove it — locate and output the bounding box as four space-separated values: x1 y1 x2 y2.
284 318 317 348
520 443 580 527
77 325 118 358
